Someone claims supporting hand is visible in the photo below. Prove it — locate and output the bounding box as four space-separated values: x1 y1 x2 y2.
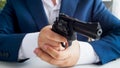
35 40 80 67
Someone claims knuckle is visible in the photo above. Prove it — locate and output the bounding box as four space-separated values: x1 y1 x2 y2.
55 54 62 59
55 54 60 58
49 59 55 65
57 62 67 67
38 53 43 59
49 59 61 66
46 32 54 40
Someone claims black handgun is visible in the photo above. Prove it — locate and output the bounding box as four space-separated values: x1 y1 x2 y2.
52 13 102 48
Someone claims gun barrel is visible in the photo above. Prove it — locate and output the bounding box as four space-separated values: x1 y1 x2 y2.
72 22 102 39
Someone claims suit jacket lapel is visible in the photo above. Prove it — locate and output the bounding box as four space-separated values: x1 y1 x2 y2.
26 0 48 30
25 0 79 30
60 0 79 17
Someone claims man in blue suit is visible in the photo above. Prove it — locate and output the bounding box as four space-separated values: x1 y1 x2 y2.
0 0 120 67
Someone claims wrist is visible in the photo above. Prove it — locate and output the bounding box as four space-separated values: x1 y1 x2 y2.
76 41 100 65
18 32 39 60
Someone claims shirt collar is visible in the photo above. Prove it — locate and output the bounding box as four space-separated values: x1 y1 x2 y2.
42 0 61 8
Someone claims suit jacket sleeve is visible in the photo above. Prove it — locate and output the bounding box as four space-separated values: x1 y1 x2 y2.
89 0 120 64
0 0 26 62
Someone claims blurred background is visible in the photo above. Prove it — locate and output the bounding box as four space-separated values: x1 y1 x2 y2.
103 0 120 19
0 0 6 11
0 0 120 19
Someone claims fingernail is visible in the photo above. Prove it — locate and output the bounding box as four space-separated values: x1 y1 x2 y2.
34 48 39 54
43 45 48 50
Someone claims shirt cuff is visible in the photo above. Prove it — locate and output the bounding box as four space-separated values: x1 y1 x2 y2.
76 41 100 65
18 32 39 60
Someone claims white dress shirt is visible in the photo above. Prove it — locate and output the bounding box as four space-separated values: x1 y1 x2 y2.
19 0 99 64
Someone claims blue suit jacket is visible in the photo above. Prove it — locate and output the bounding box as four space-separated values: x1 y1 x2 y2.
0 0 120 64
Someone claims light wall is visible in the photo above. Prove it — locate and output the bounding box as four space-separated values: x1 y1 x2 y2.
112 0 120 19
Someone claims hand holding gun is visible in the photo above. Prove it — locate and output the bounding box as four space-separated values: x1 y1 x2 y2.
52 13 102 48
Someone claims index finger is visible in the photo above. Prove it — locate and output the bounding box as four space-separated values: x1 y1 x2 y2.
48 29 68 43
42 45 69 60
